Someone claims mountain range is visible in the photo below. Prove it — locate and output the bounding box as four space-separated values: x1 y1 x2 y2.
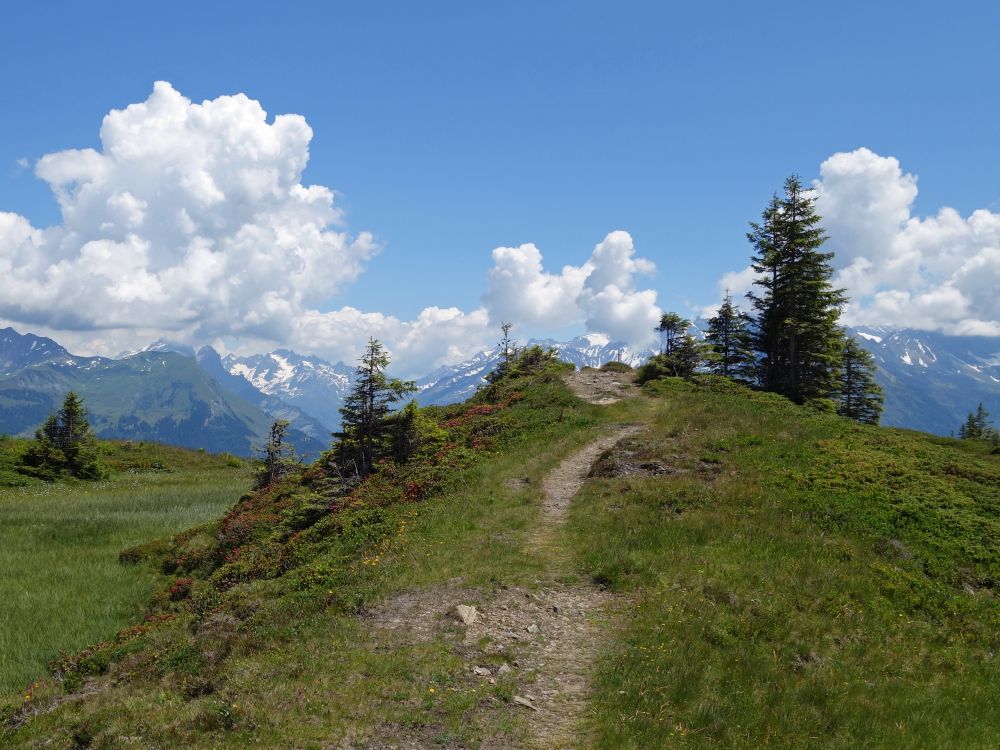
0 329 325 458
1 325 997 455
851 326 1000 435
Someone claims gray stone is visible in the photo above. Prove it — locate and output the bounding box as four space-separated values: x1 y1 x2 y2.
512 695 538 711
453 604 478 625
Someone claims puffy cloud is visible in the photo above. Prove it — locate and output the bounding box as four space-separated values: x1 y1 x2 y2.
482 243 591 329
579 231 660 345
698 264 757 319
289 306 491 378
482 231 661 348
1 82 664 372
708 148 1000 337
813 147 1000 335
0 81 376 339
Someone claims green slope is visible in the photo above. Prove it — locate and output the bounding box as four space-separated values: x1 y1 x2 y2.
3 372 998 748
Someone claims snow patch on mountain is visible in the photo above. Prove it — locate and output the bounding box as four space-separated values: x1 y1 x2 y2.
224 349 354 431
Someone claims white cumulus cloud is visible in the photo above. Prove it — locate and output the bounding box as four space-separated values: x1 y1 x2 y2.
1 82 666 373
708 147 1000 337
482 230 661 348
1 81 377 340
814 147 1000 336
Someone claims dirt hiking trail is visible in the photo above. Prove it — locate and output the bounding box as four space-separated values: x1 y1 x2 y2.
361 370 643 749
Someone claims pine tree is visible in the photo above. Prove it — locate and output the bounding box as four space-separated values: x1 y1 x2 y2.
638 313 702 382
254 419 298 489
487 322 518 384
18 392 103 480
959 403 998 445
705 293 756 383
747 176 846 403
837 336 884 424
334 338 416 477
746 194 784 392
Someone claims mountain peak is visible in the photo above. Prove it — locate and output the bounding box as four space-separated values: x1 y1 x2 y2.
0 326 76 369
121 338 196 359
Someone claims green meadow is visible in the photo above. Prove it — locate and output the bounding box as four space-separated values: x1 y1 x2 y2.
0 440 248 692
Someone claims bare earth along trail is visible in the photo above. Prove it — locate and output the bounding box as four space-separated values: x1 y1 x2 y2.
364 370 642 749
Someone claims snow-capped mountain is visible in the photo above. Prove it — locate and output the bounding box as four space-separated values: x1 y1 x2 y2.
0 328 325 457
848 326 1000 435
416 335 657 407
117 338 196 359
223 350 354 431
195 347 331 443
416 350 500 406
0 327 96 370
549 333 655 368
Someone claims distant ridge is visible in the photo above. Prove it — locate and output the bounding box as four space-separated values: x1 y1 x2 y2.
0 328 324 457
2 324 998 448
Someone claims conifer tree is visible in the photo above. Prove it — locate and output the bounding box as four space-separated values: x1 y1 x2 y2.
747 176 846 403
638 312 702 382
254 419 297 489
19 392 103 480
705 293 756 383
334 338 416 477
487 322 518 384
959 403 998 445
837 336 884 424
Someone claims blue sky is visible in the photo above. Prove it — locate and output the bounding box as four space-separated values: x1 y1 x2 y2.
2 1 999 371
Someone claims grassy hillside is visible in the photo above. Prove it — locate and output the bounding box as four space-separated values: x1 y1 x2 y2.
3 371 998 748
570 378 1000 748
0 440 248 693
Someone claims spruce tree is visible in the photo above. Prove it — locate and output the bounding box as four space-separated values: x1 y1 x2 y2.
487 322 518 384
638 312 702 382
959 403 998 445
18 392 103 480
254 419 298 489
705 293 756 383
838 336 884 424
747 176 846 404
746 194 784 392
334 338 416 477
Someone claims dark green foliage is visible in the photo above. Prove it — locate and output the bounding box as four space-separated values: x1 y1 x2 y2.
704 293 756 383
959 402 999 450
388 401 447 464
638 312 701 383
747 176 846 403
18 392 105 480
485 322 518 383
838 336 884 424
599 360 633 374
485 344 571 388
253 420 299 489
333 339 417 477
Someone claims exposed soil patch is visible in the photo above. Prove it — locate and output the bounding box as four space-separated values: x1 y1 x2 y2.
564 369 637 406
589 439 678 478
588 438 724 482
362 582 613 749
